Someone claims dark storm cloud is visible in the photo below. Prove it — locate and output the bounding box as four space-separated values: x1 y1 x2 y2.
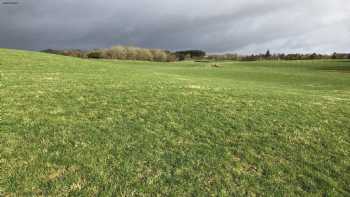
1 0 349 53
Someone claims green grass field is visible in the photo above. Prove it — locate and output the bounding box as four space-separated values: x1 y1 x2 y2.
1 48 350 196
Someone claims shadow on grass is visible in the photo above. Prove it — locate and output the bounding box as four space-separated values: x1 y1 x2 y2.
333 60 350 63
318 65 350 73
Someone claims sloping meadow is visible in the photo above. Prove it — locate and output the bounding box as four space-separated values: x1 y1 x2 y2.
1 49 350 196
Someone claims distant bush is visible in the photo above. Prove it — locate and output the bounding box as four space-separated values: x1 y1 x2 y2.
208 54 239 61
150 49 167 62
166 52 177 62
89 46 171 62
332 53 350 59
87 50 104 59
63 50 87 58
107 46 127 59
175 50 206 61
41 46 173 62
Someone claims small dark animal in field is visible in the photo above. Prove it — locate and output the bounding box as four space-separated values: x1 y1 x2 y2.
211 64 223 68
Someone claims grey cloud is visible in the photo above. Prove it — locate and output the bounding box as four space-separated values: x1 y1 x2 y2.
0 0 349 53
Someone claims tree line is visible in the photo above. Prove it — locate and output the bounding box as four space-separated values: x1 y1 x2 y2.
42 47 349 62
43 46 176 62
42 47 207 62
207 51 350 61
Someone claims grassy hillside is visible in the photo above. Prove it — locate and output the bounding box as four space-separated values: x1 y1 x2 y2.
1 48 349 196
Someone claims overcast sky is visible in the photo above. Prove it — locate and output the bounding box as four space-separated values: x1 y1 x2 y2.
1 0 349 54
